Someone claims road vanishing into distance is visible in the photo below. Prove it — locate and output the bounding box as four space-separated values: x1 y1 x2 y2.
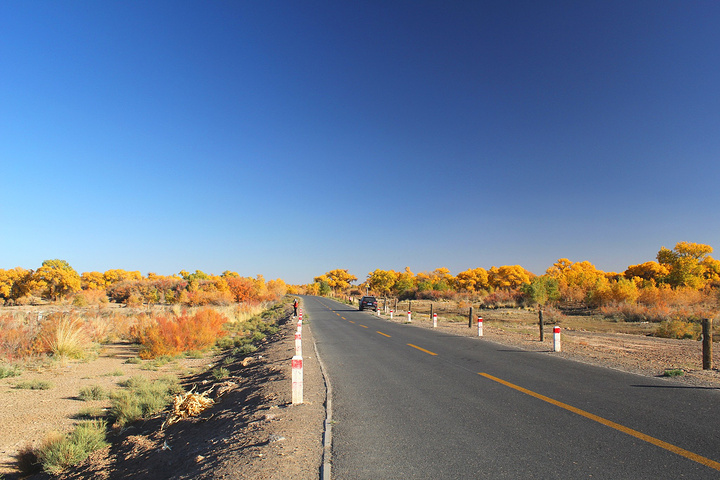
303 295 720 479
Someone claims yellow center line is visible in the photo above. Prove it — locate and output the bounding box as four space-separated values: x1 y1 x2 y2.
349 320 355 324
377 331 391 337
478 372 720 472
359 324 369 328
341 316 346 320
407 344 437 356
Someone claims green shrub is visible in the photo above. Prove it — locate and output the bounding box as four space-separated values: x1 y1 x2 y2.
125 357 142 364
212 367 230 380
110 375 183 426
234 344 257 355
13 380 53 390
0 364 21 378
37 420 108 474
663 369 685 377
78 385 107 401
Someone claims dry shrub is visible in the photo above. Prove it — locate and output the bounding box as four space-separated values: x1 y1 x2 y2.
85 312 135 343
135 308 228 359
655 320 701 339
0 313 39 360
72 289 109 306
482 289 523 308
180 289 233 306
35 313 90 359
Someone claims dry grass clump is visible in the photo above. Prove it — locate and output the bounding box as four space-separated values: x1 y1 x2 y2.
36 314 90 359
162 389 214 429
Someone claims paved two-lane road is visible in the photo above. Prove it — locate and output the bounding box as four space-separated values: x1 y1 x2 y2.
304 295 720 479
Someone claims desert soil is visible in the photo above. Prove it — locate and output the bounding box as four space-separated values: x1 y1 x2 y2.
2 301 719 479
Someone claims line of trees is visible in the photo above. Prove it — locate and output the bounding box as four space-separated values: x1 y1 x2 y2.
303 242 720 322
0 261 290 306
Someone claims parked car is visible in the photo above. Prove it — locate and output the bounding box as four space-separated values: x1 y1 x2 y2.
359 296 378 311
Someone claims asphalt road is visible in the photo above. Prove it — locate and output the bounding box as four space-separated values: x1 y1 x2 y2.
303 295 720 479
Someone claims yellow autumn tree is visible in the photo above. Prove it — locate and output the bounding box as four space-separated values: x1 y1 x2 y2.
103 269 142 285
546 259 604 302
33 259 82 301
315 269 357 293
624 262 669 284
0 267 33 302
367 269 399 296
488 265 534 290
657 242 713 288
455 268 489 293
81 271 106 290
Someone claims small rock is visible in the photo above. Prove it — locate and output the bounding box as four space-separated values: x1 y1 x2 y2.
195 455 205 462
268 434 286 443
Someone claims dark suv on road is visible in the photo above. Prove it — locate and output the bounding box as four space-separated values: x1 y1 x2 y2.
359 296 378 312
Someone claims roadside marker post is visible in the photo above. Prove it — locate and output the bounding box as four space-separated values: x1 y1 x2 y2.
295 331 302 357
477 316 483 337
377 307 381 317
390 310 394 319
553 326 561 352
292 355 304 404
433 313 438 328
407 311 412 322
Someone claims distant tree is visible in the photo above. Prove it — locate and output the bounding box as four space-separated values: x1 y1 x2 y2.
33 259 81 301
521 276 560 307
623 262 669 283
0 267 33 302
367 269 398 296
315 269 357 294
455 268 489 293
657 242 713 288
81 271 106 290
488 265 534 290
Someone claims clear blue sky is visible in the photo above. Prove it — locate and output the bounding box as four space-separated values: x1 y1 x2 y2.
2 1 719 284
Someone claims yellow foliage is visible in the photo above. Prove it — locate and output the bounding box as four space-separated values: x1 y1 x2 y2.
81 271 106 290
488 265 533 290
455 268 489 292
103 269 142 285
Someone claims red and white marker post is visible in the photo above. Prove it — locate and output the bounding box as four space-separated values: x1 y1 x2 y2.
553 326 561 352
390 309 394 319
477 316 483 337
407 311 412 322
295 330 302 357
433 313 438 328
292 355 303 404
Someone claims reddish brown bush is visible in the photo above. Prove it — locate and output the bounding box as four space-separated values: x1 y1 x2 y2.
134 308 228 359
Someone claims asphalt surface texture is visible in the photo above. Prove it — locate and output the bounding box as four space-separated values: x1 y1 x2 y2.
305 295 720 479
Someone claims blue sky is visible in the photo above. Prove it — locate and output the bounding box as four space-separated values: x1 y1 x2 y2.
2 1 719 284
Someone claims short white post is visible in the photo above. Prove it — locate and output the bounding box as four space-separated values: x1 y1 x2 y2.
390 309 394 319
407 311 412 322
377 307 381 317
553 326 561 352
292 355 303 404
477 316 483 337
295 330 302 357
433 313 437 328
